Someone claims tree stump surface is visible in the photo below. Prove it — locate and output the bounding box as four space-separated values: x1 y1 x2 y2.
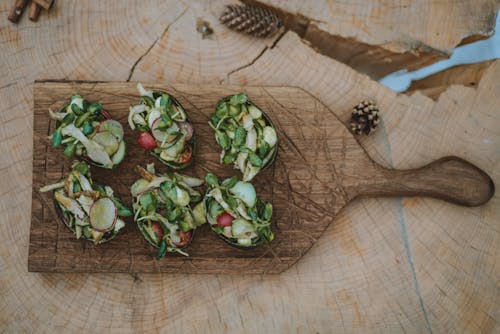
1 1 499 332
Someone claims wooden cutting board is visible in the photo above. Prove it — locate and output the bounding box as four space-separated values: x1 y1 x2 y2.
29 81 494 274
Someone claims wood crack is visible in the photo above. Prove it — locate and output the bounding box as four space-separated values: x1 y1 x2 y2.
126 7 188 82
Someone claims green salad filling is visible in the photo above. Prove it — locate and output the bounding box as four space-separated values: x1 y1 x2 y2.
209 93 278 181
40 161 131 244
131 164 206 259
204 173 274 247
49 94 126 169
128 83 195 170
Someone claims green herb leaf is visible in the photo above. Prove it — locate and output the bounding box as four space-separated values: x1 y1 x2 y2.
140 96 155 108
73 182 81 193
160 94 171 110
160 181 177 204
71 104 83 115
52 129 62 147
139 192 155 212
233 127 246 147
215 102 229 118
71 94 82 100
230 93 248 105
73 162 89 176
82 122 94 135
216 132 231 150
205 173 219 187
263 202 273 220
209 115 220 128
88 102 103 114
221 175 238 189
222 151 236 164
82 99 90 111
248 152 263 167
74 111 91 128
157 239 167 260
258 141 269 158
63 142 76 157
229 104 240 117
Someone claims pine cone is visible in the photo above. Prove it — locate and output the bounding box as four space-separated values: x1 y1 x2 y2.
350 100 380 135
220 4 281 38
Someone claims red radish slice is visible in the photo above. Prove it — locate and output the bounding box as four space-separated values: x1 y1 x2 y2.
174 230 192 247
217 212 234 227
100 110 112 120
151 118 179 143
138 132 157 150
151 221 164 240
177 121 193 141
89 198 117 232
177 145 193 164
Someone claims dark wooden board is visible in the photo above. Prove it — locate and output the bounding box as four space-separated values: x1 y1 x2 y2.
29 81 494 273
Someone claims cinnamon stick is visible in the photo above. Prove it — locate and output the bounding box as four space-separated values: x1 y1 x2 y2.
8 0 29 23
29 2 42 22
32 0 53 10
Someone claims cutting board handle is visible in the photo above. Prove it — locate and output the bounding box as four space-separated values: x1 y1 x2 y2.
356 157 494 206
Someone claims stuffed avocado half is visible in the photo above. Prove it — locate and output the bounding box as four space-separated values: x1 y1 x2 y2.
39 162 131 244
131 164 206 259
49 94 126 169
128 84 195 170
209 93 278 181
204 173 274 248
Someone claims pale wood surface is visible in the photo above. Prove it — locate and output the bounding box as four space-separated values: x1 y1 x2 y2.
29 82 493 274
1 0 499 332
407 60 497 100
246 0 500 78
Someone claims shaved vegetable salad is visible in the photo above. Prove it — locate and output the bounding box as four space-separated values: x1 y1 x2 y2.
40 162 131 244
128 84 195 169
204 173 273 247
131 164 205 258
49 94 126 169
209 93 278 181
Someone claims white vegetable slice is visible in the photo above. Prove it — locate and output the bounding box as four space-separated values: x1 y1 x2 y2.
237 238 252 246
152 118 179 143
55 191 86 219
209 188 236 216
263 126 278 147
76 195 94 215
174 173 204 187
89 198 117 232
229 181 257 208
39 181 65 192
48 108 67 121
92 131 119 155
245 127 257 151
74 171 92 191
241 113 253 130
114 218 126 232
99 120 124 140
243 164 260 182
248 105 262 119
61 124 113 167
231 219 256 238
137 83 154 99
236 152 248 173
147 108 161 129
111 140 126 165
128 104 146 130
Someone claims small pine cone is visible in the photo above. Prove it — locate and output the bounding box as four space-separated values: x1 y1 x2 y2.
220 4 281 38
350 100 380 135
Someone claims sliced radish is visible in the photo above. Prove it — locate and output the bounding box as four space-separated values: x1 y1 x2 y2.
148 109 161 129
92 131 120 155
89 198 117 232
98 120 124 140
177 121 193 141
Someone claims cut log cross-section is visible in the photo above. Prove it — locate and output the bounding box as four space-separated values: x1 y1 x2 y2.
1 0 499 332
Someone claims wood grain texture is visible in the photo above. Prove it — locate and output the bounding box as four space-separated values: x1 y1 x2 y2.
31 82 492 273
1 0 499 332
246 0 500 78
407 60 497 100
